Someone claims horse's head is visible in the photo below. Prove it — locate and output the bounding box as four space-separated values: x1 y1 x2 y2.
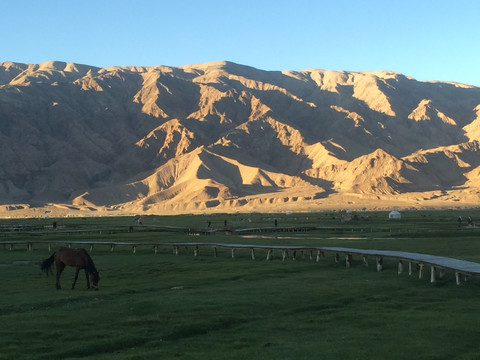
90 271 100 290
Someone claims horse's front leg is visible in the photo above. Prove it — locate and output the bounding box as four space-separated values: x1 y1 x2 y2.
56 262 65 290
85 269 91 289
72 267 80 289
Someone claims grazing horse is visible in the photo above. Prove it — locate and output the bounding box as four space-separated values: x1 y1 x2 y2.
40 247 100 290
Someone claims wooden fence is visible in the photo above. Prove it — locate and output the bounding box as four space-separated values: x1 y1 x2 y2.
2 240 480 286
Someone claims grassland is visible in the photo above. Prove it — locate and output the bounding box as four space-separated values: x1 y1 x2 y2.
1 209 480 359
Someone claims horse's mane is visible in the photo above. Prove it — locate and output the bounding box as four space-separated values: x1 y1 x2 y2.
81 249 98 275
87 258 97 273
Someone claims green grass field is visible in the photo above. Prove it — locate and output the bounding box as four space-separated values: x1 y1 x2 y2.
1 210 480 359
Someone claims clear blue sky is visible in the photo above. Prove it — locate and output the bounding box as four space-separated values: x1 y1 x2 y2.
2 0 480 85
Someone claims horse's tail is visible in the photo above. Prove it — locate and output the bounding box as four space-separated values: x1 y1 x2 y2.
40 253 55 275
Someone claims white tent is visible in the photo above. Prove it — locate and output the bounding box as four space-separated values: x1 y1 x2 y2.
388 210 401 220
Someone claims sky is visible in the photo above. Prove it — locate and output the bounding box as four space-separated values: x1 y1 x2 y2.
2 0 480 85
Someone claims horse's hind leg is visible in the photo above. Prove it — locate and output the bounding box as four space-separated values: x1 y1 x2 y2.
56 262 65 290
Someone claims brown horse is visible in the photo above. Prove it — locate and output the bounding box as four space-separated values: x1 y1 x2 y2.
41 247 100 290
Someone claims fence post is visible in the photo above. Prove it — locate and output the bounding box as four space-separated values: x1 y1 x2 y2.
418 263 425 279
345 254 352 268
266 249 272 260
362 256 368 267
456 272 461 285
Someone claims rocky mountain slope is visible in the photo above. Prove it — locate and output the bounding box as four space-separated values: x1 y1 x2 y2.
1 60 479 215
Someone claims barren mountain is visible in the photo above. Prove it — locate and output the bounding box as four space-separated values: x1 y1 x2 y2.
1 60 479 215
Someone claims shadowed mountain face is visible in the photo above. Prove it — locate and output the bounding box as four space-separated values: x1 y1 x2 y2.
1 60 480 214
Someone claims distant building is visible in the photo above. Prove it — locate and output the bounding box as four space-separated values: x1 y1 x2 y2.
388 210 401 220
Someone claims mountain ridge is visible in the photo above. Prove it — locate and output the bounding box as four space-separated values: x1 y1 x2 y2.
1 60 480 216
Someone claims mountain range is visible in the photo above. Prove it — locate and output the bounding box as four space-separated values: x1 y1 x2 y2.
1 60 479 216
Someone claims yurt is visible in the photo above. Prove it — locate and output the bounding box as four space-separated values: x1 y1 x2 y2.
388 210 401 220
